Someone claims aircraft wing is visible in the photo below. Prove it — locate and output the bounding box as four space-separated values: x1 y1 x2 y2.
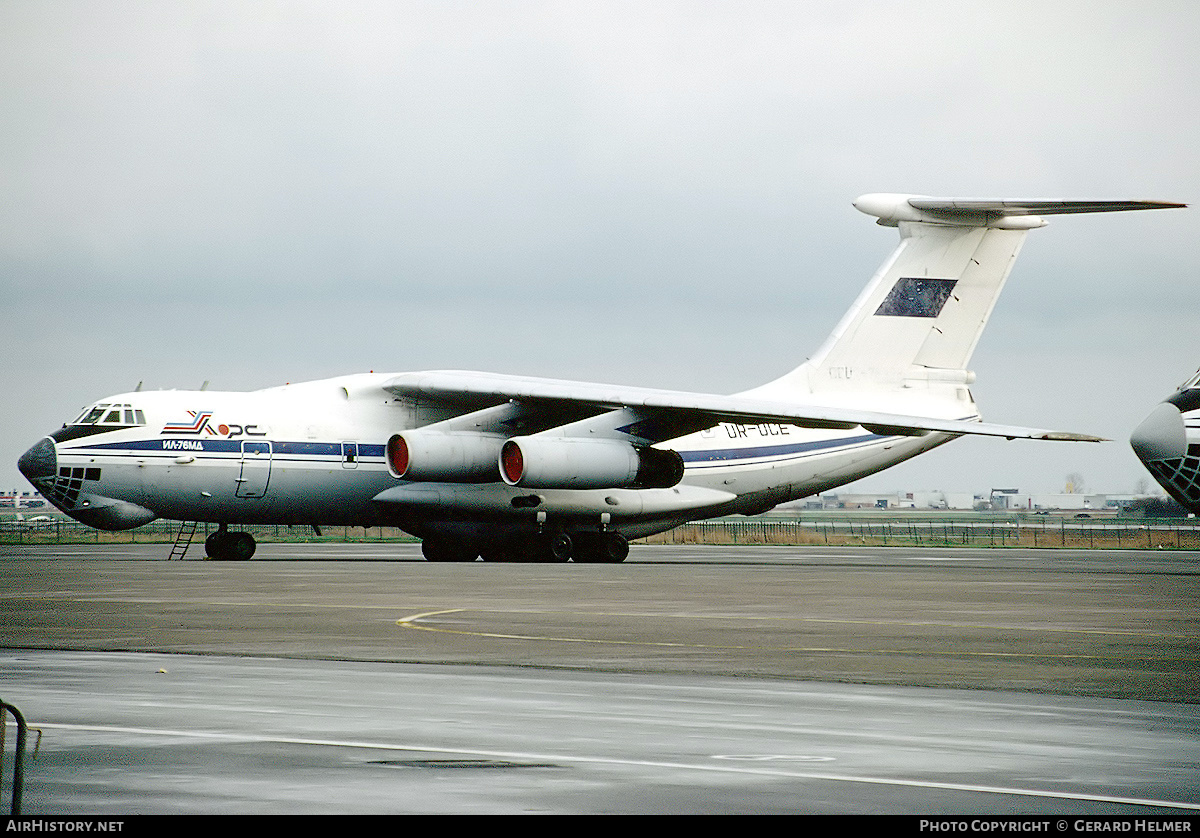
382 371 1105 443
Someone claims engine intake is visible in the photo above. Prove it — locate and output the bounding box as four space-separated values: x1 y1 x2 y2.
499 436 684 490
387 432 504 482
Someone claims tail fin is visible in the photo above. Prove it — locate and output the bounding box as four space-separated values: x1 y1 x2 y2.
757 195 1184 400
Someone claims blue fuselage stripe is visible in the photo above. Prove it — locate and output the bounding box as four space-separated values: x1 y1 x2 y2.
680 433 882 464
64 435 883 468
63 440 387 458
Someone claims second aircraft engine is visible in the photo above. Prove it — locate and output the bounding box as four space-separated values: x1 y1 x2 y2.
499 436 684 490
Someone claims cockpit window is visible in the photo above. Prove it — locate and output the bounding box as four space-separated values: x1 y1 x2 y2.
53 402 148 443
1184 368 1200 391
70 403 147 427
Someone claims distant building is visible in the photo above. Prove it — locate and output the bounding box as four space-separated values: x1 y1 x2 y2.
779 490 1166 513
805 491 976 510
0 490 46 509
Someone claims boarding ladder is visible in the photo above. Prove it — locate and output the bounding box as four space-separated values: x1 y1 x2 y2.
169 521 199 561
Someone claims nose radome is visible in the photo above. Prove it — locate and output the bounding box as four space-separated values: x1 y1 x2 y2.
1130 402 1187 464
17 437 57 483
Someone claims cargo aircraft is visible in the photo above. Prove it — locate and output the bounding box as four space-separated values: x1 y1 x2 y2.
1131 366 1200 513
18 194 1184 561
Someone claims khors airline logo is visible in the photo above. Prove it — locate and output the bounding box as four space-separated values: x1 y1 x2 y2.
162 411 266 437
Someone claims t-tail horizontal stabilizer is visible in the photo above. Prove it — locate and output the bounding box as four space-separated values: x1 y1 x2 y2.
854 195 1186 227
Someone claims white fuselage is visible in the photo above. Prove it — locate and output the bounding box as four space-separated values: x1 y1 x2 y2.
28 373 952 541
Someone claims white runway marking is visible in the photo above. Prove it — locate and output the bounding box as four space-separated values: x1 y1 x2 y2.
36 721 1200 812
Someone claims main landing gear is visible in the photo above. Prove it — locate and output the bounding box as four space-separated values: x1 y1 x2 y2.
421 531 629 563
571 532 630 564
205 525 256 561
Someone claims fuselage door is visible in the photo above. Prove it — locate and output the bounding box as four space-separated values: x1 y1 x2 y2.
236 441 272 498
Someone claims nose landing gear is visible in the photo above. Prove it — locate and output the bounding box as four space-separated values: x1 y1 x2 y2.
204 525 256 561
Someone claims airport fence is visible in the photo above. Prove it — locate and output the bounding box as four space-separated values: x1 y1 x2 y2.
639 516 1200 550
3 515 1200 550
0 519 418 546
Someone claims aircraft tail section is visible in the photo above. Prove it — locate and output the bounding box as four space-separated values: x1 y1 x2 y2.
754 195 1184 403
804 216 1026 390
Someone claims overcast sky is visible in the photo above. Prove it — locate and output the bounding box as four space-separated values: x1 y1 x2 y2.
4 1 1199 498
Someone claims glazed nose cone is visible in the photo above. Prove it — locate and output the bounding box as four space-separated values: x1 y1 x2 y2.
17 437 57 483
1130 402 1187 465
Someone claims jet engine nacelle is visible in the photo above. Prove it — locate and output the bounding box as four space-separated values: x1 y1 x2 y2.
499 436 684 490
388 431 504 482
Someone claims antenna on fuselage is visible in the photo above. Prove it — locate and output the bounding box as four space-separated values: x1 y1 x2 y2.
200 381 210 391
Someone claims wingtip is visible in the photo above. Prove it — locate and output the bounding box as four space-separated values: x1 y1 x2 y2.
1037 432 1110 443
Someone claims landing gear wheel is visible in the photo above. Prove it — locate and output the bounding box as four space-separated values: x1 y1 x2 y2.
421 539 478 562
228 531 256 561
599 533 628 563
537 532 572 563
205 530 224 559
205 527 256 561
573 532 628 563
551 532 572 562
480 542 522 562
